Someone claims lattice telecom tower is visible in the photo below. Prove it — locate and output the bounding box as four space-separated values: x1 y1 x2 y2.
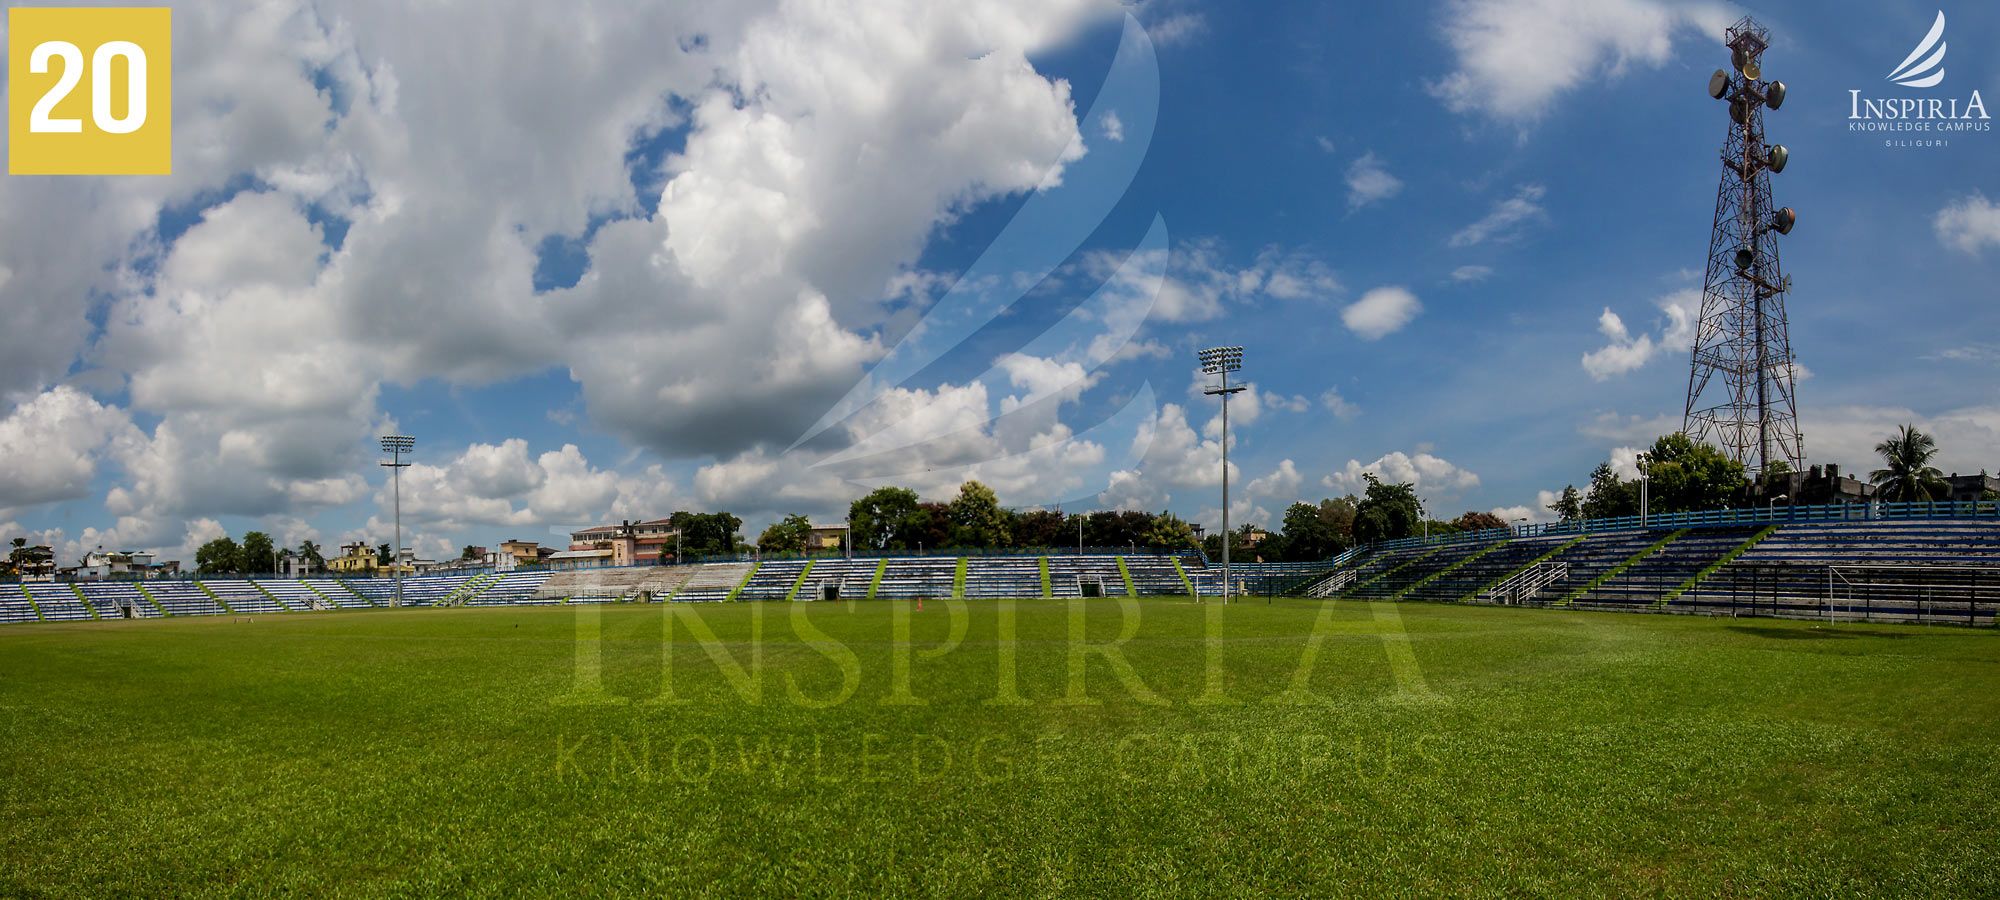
1683 16 1803 475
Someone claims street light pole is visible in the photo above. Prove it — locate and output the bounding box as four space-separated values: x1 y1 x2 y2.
379 435 414 608
1199 346 1246 603
1638 452 1651 528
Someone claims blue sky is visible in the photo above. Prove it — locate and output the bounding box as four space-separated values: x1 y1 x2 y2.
2 0 1996 563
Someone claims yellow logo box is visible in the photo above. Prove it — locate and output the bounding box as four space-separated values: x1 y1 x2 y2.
8 6 172 175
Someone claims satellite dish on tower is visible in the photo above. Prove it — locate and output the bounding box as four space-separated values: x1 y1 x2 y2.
1767 145 1789 174
1742 58 1762 80
1708 69 1731 99
1765 81 1787 110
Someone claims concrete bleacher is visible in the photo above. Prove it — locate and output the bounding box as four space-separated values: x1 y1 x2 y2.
541 567 691 602
0 584 40 624
794 558 880 601
247 579 319 611
1570 527 1763 609
198 580 283 614
736 560 810 601
8 519 1994 627
1124 556 1187 595
960 557 1043 598
73 581 140 618
669 562 754 602
1349 540 1504 600
1679 522 2000 622
1536 531 1671 606
27 583 97 621
305 579 374 608
874 558 957 599
1047 556 1125 597
466 571 555 605
1402 534 1577 603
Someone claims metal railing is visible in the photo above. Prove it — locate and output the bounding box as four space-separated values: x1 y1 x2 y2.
1477 562 1570 605
1678 562 1999 625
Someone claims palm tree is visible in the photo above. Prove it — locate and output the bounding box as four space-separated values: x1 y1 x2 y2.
1870 424 1950 502
299 541 324 569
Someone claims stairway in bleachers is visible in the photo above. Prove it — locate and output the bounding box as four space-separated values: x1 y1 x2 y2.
790 558 879 601
1403 535 1575 603
79 581 171 617
305 579 375 608
1542 531 1674 607
1046 556 1125 597
248 580 317 611
1347 541 1498 600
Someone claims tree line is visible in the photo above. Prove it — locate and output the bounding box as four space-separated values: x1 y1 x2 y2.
1542 426 1989 522
743 478 1514 563
194 533 327 575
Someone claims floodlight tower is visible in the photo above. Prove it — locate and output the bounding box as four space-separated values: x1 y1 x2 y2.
1684 16 1803 476
1199 346 1245 603
379 434 414 608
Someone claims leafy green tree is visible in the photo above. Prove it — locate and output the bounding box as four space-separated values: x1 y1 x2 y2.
1352 475 1423 543
1318 497 1358 548
1081 510 1154 548
1012 509 1068 549
1641 433 1745 513
669 511 744 556
377 543 393 566
1279 501 1341 560
1453 510 1509 532
196 536 243 574
461 545 481 560
849 487 920 551
887 502 951 551
298 541 324 572
1141 510 1199 551
1201 524 1259 561
1582 463 1638 520
947 481 1011 548
757 514 814 553
240 532 276 575
1547 485 1583 522
1870 424 1950 502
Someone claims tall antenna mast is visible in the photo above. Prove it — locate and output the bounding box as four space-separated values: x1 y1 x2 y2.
1684 16 1804 475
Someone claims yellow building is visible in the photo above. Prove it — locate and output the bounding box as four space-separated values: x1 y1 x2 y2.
327 542 380 575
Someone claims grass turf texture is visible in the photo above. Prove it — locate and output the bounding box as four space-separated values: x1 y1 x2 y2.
2 600 1997 895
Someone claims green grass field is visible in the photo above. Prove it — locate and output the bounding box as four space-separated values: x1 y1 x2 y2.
3 598 1997 896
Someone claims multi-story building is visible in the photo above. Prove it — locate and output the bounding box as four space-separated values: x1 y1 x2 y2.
569 519 678 566
807 523 848 552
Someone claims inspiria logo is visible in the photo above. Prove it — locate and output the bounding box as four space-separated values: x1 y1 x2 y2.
1849 10 1990 147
